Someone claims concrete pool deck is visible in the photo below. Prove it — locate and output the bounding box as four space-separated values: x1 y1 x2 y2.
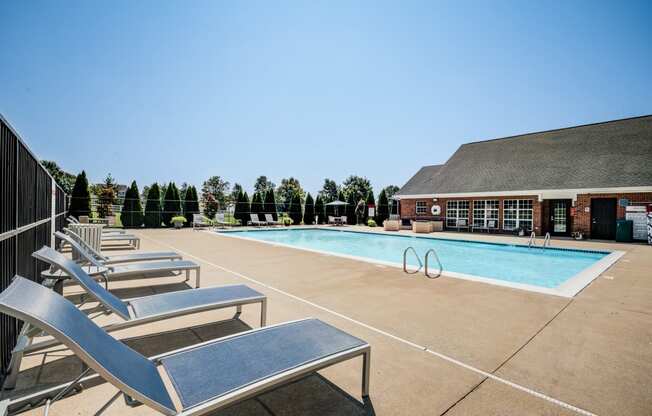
3 226 651 415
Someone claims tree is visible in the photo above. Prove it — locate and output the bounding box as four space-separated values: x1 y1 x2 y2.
203 193 220 220
303 193 315 225
365 191 375 224
254 176 275 195
264 189 278 221
233 191 244 225
183 186 200 226
162 182 181 226
276 177 304 211
251 192 264 218
41 160 75 194
121 181 143 228
68 171 91 219
179 182 189 203
288 192 303 225
318 179 338 202
314 195 325 224
376 189 389 226
345 192 356 225
96 174 117 218
201 176 230 210
229 183 243 206
382 185 400 199
241 192 251 223
144 183 162 227
342 175 373 204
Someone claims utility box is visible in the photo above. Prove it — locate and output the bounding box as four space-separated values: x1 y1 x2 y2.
625 206 648 240
616 220 633 243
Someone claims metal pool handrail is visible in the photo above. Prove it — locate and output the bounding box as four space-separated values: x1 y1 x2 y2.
527 231 537 248
403 247 423 274
424 249 442 279
543 232 551 250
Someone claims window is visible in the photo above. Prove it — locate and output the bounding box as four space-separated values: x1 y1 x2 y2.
503 199 533 230
473 200 499 228
446 200 469 227
415 201 427 215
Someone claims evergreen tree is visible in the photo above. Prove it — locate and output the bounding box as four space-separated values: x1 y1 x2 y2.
183 185 200 226
162 182 181 226
377 189 389 226
303 193 315 225
69 171 91 219
242 191 251 223
144 183 162 228
364 191 375 224
345 192 356 225
251 192 264 219
121 181 143 228
288 192 303 225
314 195 325 224
264 189 278 220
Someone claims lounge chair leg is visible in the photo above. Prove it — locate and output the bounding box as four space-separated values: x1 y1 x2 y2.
185 269 190 282
233 305 242 320
3 324 32 390
362 349 371 398
260 298 267 327
94 390 121 415
196 269 200 288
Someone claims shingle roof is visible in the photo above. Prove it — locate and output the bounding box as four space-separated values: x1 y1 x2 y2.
397 115 652 196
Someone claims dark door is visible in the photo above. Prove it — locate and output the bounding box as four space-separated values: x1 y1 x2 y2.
591 198 617 240
549 199 571 236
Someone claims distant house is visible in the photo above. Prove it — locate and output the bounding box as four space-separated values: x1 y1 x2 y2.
395 115 652 239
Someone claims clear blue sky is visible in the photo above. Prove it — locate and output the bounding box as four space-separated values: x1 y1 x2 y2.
2 0 651 195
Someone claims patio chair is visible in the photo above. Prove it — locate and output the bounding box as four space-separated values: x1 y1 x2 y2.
193 214 211 230
101 232 141 249
36 243 202 288
455 219 469 232
264 214 281 226
0 277 370 416
67 216 126 235
248 213 267 227
340 216 347 226
213 212 230 229
328 216 336 225
59 230 181 265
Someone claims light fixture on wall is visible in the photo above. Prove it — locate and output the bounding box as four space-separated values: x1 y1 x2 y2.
432 198 438 202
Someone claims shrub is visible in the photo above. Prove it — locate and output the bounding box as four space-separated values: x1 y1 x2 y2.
367 219 377 227
121 181 144 228
314 195 325 224
365 191 375 224
345 193 356 225
183 186 200 226
303 193 315 225
171 215 187 223
288 192 303 225
251 192 264 217
144 183 163 227
68 171 91 219
162 182 181 226
376 189 389 226
282 216 293 226
264 189 278 220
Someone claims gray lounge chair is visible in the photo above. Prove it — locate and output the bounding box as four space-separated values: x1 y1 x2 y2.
67 216 126 235
36 245 202 288
264 214 281 226
60 230 180 265
192 214 211 230
212 212 230 229
0 277 370 416
247 213 266 227
101 232 141 249
3 253 267 390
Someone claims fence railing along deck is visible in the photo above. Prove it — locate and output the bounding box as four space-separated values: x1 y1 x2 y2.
0 114 67 384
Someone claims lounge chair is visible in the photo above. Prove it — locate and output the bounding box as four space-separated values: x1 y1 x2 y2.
0 277 370 416
264 214 281 226
212 212 230 229
101 232 141 249
247 213 266 227
472 219 498 233
455 219 469 232
192 214 211 230
36 244 202 288
67 216 126 235
59 230 181 265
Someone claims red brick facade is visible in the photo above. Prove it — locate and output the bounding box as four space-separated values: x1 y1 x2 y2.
400 191 652 238
574 192 652 237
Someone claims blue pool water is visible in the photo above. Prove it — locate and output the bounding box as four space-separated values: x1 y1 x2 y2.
223 229 609 289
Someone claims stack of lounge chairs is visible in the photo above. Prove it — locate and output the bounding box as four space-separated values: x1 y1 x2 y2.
0 226 371 415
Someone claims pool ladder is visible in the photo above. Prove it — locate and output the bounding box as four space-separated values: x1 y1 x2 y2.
403 247 442 278
527 232 552 250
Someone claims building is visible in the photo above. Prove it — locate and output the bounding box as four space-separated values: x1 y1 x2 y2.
395 115 652 239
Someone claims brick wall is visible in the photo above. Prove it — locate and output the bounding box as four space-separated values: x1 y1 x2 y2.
400 195 543 234
574 192 652 237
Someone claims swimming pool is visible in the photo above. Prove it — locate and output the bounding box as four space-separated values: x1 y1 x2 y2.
218 228 623 297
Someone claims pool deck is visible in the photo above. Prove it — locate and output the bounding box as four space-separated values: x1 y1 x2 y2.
5 226 652 415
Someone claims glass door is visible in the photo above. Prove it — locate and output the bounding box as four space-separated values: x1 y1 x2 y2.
550 200 570 236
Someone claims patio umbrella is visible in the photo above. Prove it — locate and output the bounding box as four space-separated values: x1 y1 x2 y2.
325 200 348 216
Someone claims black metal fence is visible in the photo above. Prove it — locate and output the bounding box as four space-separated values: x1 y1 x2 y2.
0 114 67 383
